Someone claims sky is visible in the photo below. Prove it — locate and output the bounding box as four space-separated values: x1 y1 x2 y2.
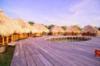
0 0 100 27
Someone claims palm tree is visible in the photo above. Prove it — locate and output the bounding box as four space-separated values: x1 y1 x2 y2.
47 24 55 29
28 21 34 25
61 26 67 30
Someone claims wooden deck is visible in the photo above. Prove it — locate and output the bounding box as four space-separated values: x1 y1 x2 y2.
11 37 100 66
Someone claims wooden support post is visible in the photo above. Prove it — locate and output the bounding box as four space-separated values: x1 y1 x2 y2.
12 34 14 42
16 34 19 40
13 34 15 41
24 33 25 38
6 36 9 44
15 34 17 41
2 36 5 46
11 34 14 42
21 34 23 39
14 35 16 41
19 34 21 40
17 34 19 40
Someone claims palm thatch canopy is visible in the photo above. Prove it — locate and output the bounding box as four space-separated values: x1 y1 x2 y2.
81 25 98 34
30 26 40 34
50 26 65 34
14 19 31 34
66 25 81 33
32 23 49 33
0 10 15 36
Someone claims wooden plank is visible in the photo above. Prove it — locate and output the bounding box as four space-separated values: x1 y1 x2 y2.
11 42 27 66
26 45 48 66
23 45 37 66
11 37 100 66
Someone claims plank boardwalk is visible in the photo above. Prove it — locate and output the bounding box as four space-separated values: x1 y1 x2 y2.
11 37 100 66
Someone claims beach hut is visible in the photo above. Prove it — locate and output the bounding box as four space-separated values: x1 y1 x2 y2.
0 25 14 45
0 10 15 45
0 23 15 53
13 19 31 39
31 24 49 36
65 25 81 35
81 25 98 36
50 26 65 35
0 10 15 53
30 25 40 37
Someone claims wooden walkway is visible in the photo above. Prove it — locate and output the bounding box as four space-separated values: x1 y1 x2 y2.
11 37 100 66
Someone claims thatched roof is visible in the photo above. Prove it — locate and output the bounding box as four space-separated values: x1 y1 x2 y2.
81 25 98 33
66 25 81 33
32 24 49 33
50 26 65 33
0 10 10 24
0 10 15 36
0 25 14 36
30 26 41 33
14 19 31 33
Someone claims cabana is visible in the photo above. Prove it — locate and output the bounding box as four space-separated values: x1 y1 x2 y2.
0 25 14 45
65 25 81 35
32 24 49 36
0 10 15 45
0 10 15 53
30 26 41 37
81 25 98 36
13 19 31 40
50 26 65 35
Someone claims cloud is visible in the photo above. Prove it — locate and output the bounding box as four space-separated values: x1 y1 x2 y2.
63 0 100 26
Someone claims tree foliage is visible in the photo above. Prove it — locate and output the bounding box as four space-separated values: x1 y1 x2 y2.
28 21 34 25
47 24 55 29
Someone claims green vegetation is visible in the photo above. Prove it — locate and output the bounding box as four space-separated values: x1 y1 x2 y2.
61 26 67 30
28 21 34 25
0 46 15 66
47 24 55 29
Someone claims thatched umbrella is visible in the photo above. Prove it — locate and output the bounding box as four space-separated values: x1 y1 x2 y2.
50 26 65 35
0 10 15 45
81 25 98 36
65 25 81 35
0 10 15 53
30 25 40 37
31 24 49 36
13 19 31 39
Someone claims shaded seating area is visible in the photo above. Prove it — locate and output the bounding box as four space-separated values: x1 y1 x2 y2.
13 19 32 40
0 11 15 46
0 10 50 47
